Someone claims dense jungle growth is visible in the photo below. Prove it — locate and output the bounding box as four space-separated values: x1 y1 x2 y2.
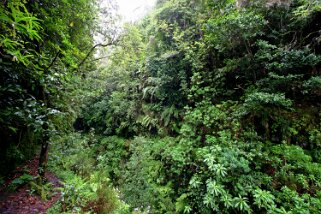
1 0 321 213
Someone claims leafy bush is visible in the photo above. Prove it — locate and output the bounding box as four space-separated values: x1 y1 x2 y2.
48 133 130 213
7 173 34 192
46 0 321 213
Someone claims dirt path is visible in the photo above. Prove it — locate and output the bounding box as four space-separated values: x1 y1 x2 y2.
0 156 62 214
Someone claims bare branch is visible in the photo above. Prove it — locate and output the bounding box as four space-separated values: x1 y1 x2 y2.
44 51 61 73
77 39 118 70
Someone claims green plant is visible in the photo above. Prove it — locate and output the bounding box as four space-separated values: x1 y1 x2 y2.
58 178 96 212
29 180 54 200
27 0 321 213
7 173 34 192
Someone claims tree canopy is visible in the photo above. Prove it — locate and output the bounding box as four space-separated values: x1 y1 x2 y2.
0 0 103 176
1 0 321 213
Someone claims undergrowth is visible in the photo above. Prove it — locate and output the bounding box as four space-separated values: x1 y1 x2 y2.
47 133 130 214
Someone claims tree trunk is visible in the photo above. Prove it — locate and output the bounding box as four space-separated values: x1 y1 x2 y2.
38 83 49 182
38 122 49 182
38 141 49 182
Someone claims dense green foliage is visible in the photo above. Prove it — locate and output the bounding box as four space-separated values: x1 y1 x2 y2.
47 133 130 213
0 1 128 212
0 0 99 175
2 0 321 213
75 0 321 213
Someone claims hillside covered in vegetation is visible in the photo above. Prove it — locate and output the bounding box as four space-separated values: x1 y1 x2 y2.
1 0 321 213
